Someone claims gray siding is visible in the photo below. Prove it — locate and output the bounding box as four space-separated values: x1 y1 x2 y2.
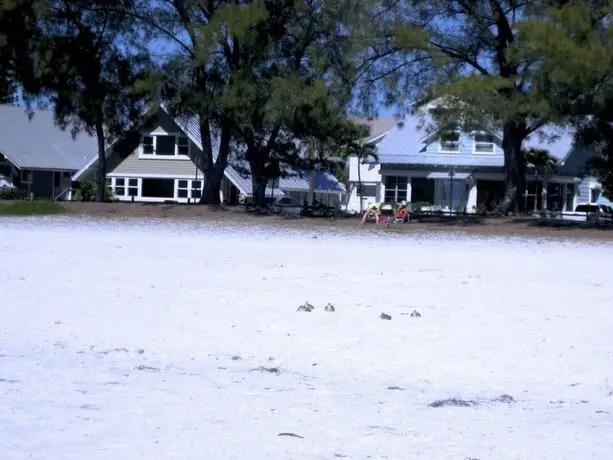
109 147 202 176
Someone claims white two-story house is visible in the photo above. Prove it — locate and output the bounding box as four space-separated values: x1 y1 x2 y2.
347 111 609 213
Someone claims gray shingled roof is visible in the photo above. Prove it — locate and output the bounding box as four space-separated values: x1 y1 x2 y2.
173 108 346 195
0 104 97 171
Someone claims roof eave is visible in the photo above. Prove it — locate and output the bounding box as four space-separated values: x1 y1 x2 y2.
72 103 159 181
0 148 22 169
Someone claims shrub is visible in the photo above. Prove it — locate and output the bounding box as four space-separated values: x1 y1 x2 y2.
0 186 28 200
79 181 97 201
77 180 114 201
410 201 431 212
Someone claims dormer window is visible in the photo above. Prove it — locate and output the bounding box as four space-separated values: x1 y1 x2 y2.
474 133 495 153
439 132 460 153
140 133 190 158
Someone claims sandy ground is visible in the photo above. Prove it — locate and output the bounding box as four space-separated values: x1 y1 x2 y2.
2 218 613 459
49 202 613 242
3 200 613 241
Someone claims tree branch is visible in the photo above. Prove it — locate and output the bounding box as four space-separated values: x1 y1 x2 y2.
429 41 490 75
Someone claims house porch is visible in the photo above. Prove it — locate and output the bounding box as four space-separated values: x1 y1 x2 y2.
103 174 242 204
378 169 579 213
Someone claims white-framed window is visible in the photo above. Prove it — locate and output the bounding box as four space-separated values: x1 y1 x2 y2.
473 133 495 154
139 133 190 158
590 187 601 203
356 183 377 197
439 132 460 153
384 176 408 203
21 169 32 184
191 180 202 199
175 179 202 200
109 177 140 198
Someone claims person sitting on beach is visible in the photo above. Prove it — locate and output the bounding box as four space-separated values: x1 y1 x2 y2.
395 205 409 222
362 205 379 224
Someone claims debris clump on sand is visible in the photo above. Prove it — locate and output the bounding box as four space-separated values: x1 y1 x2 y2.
430 394 516 408
251 366 280 374
324 303 335 312
278 432 304 438
410 310 422 317
380 313 392 320
297 301 315 312
429 398 477 408
491 394 515 404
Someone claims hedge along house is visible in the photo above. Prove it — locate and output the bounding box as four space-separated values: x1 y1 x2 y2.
71 104 345 204
0 104 97 198
348 109 607 213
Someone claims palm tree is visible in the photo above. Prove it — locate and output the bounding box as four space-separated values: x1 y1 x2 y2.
343 140 376 213
524 148 558 212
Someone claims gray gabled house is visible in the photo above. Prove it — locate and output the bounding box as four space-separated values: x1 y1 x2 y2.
72 103 345 204
0 104 97 198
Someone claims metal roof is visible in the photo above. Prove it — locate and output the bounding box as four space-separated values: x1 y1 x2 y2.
0 104 97 171
375 111 579 171
173 108 345 196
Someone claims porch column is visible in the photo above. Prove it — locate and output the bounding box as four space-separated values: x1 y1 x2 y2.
406 177 412 203
377 177 386 204
466 177 478 213
541 178 548 211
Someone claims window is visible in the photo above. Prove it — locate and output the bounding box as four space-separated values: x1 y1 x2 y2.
53 171 61 187
127 178 138 196
142 178 175 198
474 133 495 153
178 137 189 155
21 169 32 183
437 180 465 209
109 177 139 198
590 188 601 203
192 180 202 199
114 178 126 196
384 176 408 203
356 184 377 197
439 132 460 152
140 134 189 157
142 136 154 154
177 179 189 198
156 135 176 156
175 179 202 200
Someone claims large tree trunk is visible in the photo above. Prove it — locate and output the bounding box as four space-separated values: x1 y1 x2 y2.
251 174 267 209
201 165 225 205
199 120 231 205
499 121 527 214
94 114 107 202
249 157 268 210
